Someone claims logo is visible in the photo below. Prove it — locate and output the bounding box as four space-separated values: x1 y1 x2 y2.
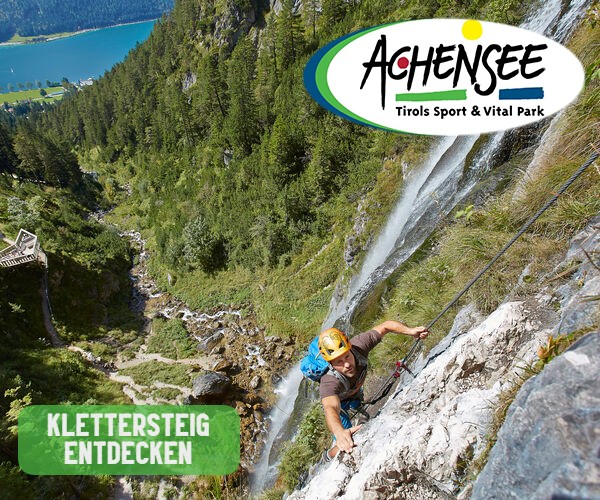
18 405 239 475
304 19 584 135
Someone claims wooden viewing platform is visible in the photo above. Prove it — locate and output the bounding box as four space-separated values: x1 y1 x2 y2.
0 229 40 267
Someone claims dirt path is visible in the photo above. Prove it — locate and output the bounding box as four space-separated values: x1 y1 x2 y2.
115 351 217 369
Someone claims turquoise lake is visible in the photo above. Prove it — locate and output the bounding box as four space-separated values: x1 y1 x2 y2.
0 20 157 90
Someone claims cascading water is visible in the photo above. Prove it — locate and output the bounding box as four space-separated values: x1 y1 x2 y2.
327 135 481 330
250 366 308 494
250 0 592 493
523 0 589 39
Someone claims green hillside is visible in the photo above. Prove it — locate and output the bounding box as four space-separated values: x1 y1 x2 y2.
0 116 137 492
30 0 595 339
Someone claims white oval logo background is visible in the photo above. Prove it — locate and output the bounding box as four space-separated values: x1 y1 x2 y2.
305 19 585 135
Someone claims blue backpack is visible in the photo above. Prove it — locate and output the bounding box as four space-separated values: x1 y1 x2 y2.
300 336 330 382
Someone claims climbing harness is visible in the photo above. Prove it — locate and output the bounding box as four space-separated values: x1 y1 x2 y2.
345 360 415 420
348 146 599 421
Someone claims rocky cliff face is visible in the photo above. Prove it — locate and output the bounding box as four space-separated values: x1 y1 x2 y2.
290 216 600 499
471 332 600 500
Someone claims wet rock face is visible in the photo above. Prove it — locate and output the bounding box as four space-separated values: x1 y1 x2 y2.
344 200 370 267
290 217 600 500
471 332 600 500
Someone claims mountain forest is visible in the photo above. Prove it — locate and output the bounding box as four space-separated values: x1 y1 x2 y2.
0 0 599 497
0 0 174 42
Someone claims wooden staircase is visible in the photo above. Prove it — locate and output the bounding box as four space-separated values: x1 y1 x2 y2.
0 229 40 267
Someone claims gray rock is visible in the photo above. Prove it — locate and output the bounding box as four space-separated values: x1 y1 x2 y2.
344 235 359 266
212 358 233 372
191 371 231 398
564 215 600 266
471 332 600 500
250 375 261 389
182 71 197 91
210 345 225 355
270 0 302 16
559 276 600 333
343 200 369 266
290 216 600 499
197 331 224 351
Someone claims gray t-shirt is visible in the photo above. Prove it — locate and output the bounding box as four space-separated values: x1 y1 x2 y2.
319 329 382 400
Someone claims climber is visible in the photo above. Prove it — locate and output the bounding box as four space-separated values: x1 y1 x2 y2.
319 321 429 461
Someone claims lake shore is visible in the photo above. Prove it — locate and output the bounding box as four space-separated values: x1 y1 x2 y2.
0 18 159 47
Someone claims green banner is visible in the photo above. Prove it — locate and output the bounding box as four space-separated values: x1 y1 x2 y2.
18 405 240 475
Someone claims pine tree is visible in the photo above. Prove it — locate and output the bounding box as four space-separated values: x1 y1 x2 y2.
255 15 279 125
275 0 304 70
0 122 16 174
303 0 320 44
225 35 259 156
13 127 82 187
321 0 347 28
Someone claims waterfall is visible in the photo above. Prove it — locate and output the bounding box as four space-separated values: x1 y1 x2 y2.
250 366 307 494
326 135 480 330
249 0 593 493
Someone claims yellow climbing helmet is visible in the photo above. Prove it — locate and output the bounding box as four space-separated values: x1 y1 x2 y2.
318 328 351 361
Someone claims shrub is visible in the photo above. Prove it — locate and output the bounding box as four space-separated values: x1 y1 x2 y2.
120 361 193 387
146 318 196 360
278 403 329 491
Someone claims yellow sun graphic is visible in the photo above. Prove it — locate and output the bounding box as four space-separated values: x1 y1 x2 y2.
462 20 483 40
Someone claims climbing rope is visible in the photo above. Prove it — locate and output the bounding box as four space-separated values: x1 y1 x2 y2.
351 146 599 419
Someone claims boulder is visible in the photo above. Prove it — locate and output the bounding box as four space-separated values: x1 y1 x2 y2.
191 371 231 398
471 332 600 499
212 358 233 372
250 375 261 389
235 401 249 416
197 331 224 352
